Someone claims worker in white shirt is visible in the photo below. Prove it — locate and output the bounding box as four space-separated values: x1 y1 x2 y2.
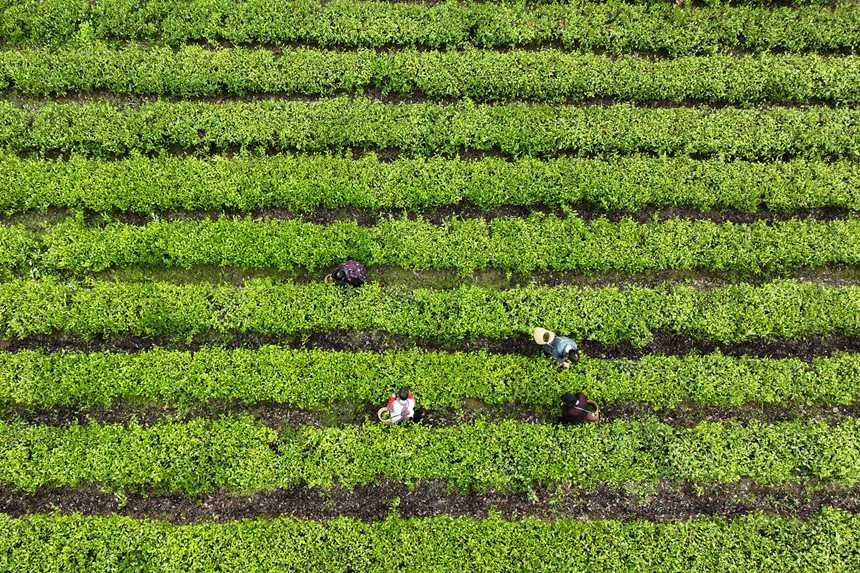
382 388 419 424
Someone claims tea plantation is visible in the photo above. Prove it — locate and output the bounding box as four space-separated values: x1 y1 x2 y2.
0 0 858 571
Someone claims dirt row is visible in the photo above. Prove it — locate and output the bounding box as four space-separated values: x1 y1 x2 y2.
32 144 852 166
20 34 859 62
4 331 859 361
3 398 857 430
97 204 857 227
14 89 848 109
91 264 860 292
1 480 857 523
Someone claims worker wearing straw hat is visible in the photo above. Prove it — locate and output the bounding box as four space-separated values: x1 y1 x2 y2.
533 327 579 369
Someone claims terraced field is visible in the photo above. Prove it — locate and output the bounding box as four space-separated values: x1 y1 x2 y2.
0 0 858 571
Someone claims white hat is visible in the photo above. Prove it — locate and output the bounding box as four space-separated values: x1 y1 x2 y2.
533 327 556 345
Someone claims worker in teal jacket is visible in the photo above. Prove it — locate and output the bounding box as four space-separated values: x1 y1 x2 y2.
533 327 579 369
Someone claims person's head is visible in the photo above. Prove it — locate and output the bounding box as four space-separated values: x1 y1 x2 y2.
398 387 410 401
567 348 580 362
333 268 347 282
561 392 576 405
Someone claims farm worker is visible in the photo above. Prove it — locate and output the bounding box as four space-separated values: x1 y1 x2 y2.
326 260 367 287
533 327 579 369
386 387 417 423
560 392 599 424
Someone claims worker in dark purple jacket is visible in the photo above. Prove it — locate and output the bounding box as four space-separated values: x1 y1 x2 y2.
326 260 368 287
560 392 596 425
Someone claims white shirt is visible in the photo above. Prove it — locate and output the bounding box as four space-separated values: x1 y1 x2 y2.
390 397 415 423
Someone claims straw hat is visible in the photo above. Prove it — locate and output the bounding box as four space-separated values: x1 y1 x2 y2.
533 327 556 345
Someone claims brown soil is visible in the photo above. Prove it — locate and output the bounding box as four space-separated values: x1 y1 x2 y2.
107 37 860 59
91 265 860 291
102 204 857 227
3 331 859 361
16 88 845 108
2 399 857 430
0 480 856 523
13 144 852 164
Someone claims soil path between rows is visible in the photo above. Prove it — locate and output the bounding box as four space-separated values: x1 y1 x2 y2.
3 332 859 361
29 144 857 164
2 480 857 523
7 89 854 108
3 400 857 429
102 203 857 226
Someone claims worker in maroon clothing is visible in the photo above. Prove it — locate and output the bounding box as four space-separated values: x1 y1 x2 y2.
560 392 598 424
326 260 368 287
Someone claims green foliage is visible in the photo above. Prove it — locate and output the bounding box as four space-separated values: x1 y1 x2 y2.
1 0 858 55
0 0 87 46
1 99 858 159
1 416 858 493
1 46 859 103
20 215 860 274
0 279 856 345
0 1 856 570
0 154 856 215
0 223 39 276
0 510 856 572
0 347 857 410
0 416 279 495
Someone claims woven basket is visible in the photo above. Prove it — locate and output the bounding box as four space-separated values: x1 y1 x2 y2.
378 406 393 424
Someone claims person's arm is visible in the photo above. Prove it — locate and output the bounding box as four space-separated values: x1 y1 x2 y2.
567 341 580 364
572 394 590 422
386 395 396 409
558 348 571 368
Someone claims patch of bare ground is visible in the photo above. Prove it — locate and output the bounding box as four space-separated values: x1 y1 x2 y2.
8 145 853 163
94 204 857 226
2 399 856 429
89 264 860 290
3 90 848 108
0 480 857 523
1 332 859 360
